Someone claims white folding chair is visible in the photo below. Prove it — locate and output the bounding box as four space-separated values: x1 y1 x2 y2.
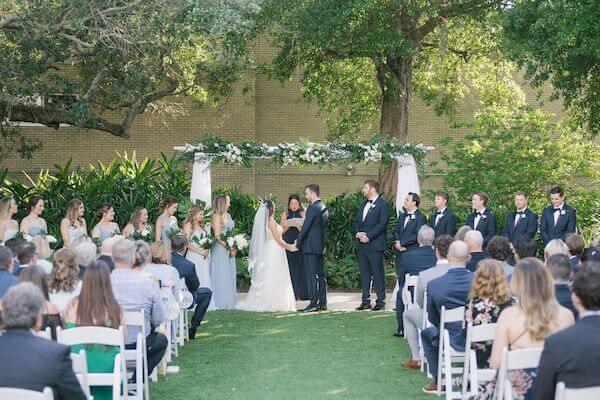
496 346 543 400
401 274 419 338
0 387 54 399
69 349 91 399
419 290 430 373
56 326 126 400
437 305 466 398
555 382 600 400
123 310 150 400
36 327 52 340
461 322 498 397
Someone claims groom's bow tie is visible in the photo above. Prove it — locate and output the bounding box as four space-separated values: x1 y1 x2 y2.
367 199 374 203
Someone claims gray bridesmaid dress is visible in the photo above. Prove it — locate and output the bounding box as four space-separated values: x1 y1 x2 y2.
209 217 237 310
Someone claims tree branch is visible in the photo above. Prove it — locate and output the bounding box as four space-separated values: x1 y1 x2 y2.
82 70 111 102
421 42 470 62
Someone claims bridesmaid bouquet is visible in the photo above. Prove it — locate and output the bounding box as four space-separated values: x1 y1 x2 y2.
129 229 156 243
191 232 215 250
221 230 249 253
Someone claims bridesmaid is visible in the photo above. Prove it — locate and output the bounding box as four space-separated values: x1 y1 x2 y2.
20 196 48 236
122 207 152 237
60 199 88 249
280 194 309 300
0 196 19 242
209 194 237 310
92 203 120 240
155 196 179 243
183 205 216 311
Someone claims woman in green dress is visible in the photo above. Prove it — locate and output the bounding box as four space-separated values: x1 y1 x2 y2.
63 260 123 400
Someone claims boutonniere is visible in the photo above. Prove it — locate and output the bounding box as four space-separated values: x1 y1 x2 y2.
521 214 526 219
482 214 487 219
560 210 566 215
410 214 416 220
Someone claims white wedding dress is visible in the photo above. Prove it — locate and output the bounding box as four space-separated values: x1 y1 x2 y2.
237 223 297 312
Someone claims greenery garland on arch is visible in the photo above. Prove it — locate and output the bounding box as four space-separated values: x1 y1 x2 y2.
175 134 434 168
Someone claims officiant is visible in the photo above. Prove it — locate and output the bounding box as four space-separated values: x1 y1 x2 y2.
281 194 309 300
354 180 391 311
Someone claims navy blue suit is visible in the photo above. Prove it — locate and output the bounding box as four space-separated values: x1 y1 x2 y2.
466 251 489 272
0 268 17 299
534 316 600 400
0 329 86 399
540 204 577 245
421 267 474 377
466 209 497 248
502 209 538 244
297 199 329 308
355 196 390 306
555 283 578 319
428 208 457 238
569 255 580 269
171 251 212 330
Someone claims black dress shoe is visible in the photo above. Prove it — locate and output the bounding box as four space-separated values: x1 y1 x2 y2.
356 303 372 311
317 305 327 311
188 327 197 340
372 304 385 311
393 330 404 337
300 306 318 313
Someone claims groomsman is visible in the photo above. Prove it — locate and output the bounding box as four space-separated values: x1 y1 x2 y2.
540 186 577 246
428 191 457 238
465 192 496 248
503 191 538 247
392 192 426 336
354 180 390 311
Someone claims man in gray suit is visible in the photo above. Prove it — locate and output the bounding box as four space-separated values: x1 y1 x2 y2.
401 234 454 369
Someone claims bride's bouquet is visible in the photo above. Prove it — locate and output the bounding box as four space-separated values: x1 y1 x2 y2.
191 231 215 250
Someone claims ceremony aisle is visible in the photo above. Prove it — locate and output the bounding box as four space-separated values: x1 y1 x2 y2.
150 310 430 400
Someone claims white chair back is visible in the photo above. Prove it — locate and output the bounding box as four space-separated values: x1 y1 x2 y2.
419 290 429 373
69 349 90 398
0 387 54 399
437 305 466 398
555 382 600 400
496 346 543 400
401 273 419 311
123 310 150 400
36 327 52 340
462 322 498 397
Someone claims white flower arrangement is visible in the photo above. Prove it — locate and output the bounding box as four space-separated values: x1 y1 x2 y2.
45 235 57 244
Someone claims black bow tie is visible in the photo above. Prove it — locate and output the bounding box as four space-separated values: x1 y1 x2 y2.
436 211 443 215
554 207 561 212
475 212 482 216
367 199 373 204
516 211 524 215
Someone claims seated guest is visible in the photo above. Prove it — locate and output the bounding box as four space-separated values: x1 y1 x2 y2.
546 254 578 319
473 258 574 399
19 265 61 338
395 226 437 336
544 239 569 261
0 245 17 299
14 241 37 277
48 248 82 313
513 235 538 262
30 234 54 275
565 233 585 269
145 241 181 293
463 259 513 368
464 230 488 272
74 240 97 279
581 246 600 263
486 236 515 277
110 239 167 377
534 262 600 400
428 191 457 238
455 225 471 241
0 283 86 399
171 234 212 339
4 237 23 275
98 236 118 271
402 234 454 369
63 260 121 400
421 240 474 393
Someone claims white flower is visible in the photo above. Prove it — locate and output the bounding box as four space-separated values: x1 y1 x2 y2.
141 229 150 236
45 235 57 244
227 237 235 248
24 234 33 242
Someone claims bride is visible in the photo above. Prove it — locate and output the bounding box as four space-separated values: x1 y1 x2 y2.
237 200 298 312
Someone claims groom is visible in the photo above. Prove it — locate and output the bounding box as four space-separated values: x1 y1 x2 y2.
296 184 328 312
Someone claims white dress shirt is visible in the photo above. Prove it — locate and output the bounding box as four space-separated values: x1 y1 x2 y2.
435 207 447 226
553 203 564 225
474 208 486 229
514 208 527 227
362 195 378 221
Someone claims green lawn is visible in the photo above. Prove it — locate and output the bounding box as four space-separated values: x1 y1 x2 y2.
150 310 431 400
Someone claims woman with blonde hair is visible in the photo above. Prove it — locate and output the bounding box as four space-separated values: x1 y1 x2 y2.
60 199 88 248
209 194 237 309
122 206 152 237
473 258 574 399
544 238 569 261
144 241 181 294
48 248 82 313
30 234 54 275
463 259 514 368
92 203 120 241
155 196 178 242
0 196 19 242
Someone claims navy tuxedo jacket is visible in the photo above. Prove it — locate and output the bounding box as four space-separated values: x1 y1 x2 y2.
427 267 474 348
466 209 497 247
401 245 437 276
502 209 538 244
534 316 600 400
171 252 200 292
540 203 577 245
298 199 328 255
354 197 390 253
428 209 457 238
392 209 427 251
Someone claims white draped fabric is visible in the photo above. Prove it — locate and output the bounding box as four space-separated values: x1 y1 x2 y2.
190 156 212 207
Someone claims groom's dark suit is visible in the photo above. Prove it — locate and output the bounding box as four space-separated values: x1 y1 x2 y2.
355 196 390 307
297 198 328 308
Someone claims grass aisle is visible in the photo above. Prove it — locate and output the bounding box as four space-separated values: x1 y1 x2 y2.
150 310 431 400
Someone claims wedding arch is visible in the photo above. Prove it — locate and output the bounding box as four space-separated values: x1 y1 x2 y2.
174 135 433 215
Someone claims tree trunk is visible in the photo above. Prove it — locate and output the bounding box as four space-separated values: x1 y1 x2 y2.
376 57 412 200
